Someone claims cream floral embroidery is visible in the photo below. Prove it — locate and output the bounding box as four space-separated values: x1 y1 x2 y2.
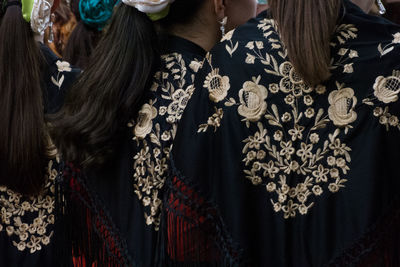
328 82 357 128
203 55 230 103
373 70 400 104
134 102 158 139
0 161 57 253
199 19 359 219
378 32 400 56
198 107 224 133
130 52 200 230
243 123 350 219
372 106 400 130
51 60 72 89
237 76 268 124
363 70 400 131
222 29 238 57
330 25 358 74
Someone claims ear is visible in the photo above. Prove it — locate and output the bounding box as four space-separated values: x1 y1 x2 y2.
213 0 226 21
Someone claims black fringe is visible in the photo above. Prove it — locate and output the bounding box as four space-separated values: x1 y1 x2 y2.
55 162 134 267
327 196 400 267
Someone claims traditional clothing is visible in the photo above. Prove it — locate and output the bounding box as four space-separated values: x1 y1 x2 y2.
0 44 79 267
168 1 400 266
61 35 206 266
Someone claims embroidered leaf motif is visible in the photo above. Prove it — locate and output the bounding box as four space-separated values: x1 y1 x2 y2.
378 44 394 56
225 42 239 57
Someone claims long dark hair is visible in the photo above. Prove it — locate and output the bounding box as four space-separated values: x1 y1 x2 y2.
269 0 341 85
0 1 48 195
51 0 204 168
62 0 101 69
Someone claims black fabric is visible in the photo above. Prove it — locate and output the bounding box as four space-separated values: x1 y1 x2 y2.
169 1 400 266
0 44 79 267
63 35 206 266
40 43 79 114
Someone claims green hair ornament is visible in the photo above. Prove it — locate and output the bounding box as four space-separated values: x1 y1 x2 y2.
146 3 170 21
21 0 34 22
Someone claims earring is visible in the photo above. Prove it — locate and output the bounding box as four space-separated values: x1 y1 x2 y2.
219 16 227 37
48 13 55 43
377 0 386 15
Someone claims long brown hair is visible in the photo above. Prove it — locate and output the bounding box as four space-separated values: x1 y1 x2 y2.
62 0 100 69
50 0 204 168
0 1 48 195
269 0 342 85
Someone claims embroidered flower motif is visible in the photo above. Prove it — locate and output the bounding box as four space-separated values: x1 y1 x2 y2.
204 68 230 103
281 112 292 123
273 130 283 142
312 185 323 196
296 143 313 161
288 124 305 141
327 156 336 166
303 95 314 106
238 76 268 122
245 53 256 64
282 200 298 219
336 158 346 168
309 133 320 144
279 141 295 159
234 19 355 219
161 131 171 141
55 61 72 72
305 107 315 118
329 138 348 156
389 115 399 126
0 161 57 253
349 50 359 58
189 60 202 73
373 71 400 104
393 32 400 44
263 161 279 178
343 63 354 74
284 94 295 105
257 150 266 160
330 168 340 179
328 83 358 127
221 29 235 42
266 182 276 192
251 176 263 185
315 85 326 95
312 164 329 183
245 41 255 50
279 62 311 94
269 83 279 94
244 151 257 165
338 48 348 56
134 103 157 139
328 183 340 193
167 88 191 123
